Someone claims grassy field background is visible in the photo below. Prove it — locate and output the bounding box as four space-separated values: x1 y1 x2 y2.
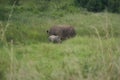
0 12 120 80
0 0 120 80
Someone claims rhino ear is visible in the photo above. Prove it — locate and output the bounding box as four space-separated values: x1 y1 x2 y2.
46 30 49 33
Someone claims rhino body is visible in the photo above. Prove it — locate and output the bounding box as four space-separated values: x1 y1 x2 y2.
47 25 76 40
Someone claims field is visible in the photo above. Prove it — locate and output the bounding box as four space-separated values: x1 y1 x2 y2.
0 1 120 80
0 12 120 80
0 36 120 80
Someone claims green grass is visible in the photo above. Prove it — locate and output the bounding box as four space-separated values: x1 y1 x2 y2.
0 5 120 80
0 0 120 80
1 12 119 44
0 36 120 80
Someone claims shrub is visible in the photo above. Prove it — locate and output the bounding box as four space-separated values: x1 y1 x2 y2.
86 0 104 12
108 0 120 13
76 0 120 13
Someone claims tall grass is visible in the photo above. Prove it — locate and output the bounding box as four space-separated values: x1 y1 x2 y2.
1 36 119 80
4 12 120 44
0 2 120 80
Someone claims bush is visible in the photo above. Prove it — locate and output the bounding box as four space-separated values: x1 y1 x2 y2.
75 0 89 7
9 0 20 5
108 0 120 13
0 7 9 21
76 0 120 13
86 0 104 12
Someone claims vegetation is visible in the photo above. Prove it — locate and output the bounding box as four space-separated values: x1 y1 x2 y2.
0 36 120 80
76 0 120 12
0 0 120 80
